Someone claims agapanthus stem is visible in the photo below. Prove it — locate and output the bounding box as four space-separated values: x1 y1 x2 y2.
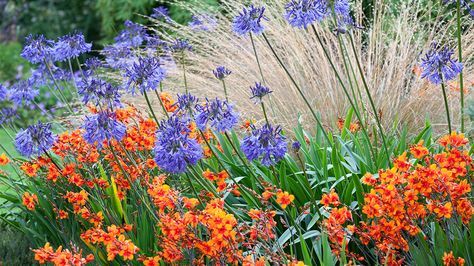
222 80 229 102
456 0 465 132
75 57 86 79
311 25 377 169
143 91 160 125
249 32 266 85
261 102 269 124
154 89 170 119
261 33 330 143
347 33 391 167
182 53 188 94
441 82 452 133
43 61 74 113
223 132 259 182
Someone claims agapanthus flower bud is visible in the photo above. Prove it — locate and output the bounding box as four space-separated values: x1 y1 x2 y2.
82 111 126 148
421 43 463 84
284 0 328 28
241 123 287 166
154 116 203 174
213 66 232 80
195 98 239 132
15 122 56 157
292 141 301 152
21 34 55 64
53 32 92 62
250 82 272 103
233 5 267 35
124 56 166 94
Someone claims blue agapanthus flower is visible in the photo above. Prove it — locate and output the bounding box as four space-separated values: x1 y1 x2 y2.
284 0 328 28
151 6 171 21
233 5 267 35
241 124 287 166
21 34 55 64
195 98 239 132
77 78 121 106
9 80 39 106
213 66 232 80
154 116 203 174
174 93 199 115
115 20 148 47
53 32 92 62
124 56 166 94
103 44 136 69
15 122 56 157
421 44 463 85
188 14 218 31
0 84 8 101
250 82 272 103
82 111 126 148
170 39 193 52
0 107 16 125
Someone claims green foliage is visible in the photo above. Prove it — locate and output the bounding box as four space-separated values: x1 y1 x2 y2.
0 42 30 82
0 222 32 265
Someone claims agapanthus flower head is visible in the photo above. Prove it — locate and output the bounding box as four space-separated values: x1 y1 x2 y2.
241 123 287 166
0 84 8 101
102 44 136 69
53 32 92 62
145 35 168 50
154 116 203 173
0 107 17 125
250 82 272 102
15 122 56 157
421 43 463 84
82 111 126 148
124 56 166 94
174 93 199 114
115 20 148 47
77 78 121 106
84 57 102 71
195 98 239 132
213 66 232 80
151 6 171 21
170 39 193 52
233 5 267 35
188 14 218 31
284 0 328 28
10 80 39 106
21 34 54 64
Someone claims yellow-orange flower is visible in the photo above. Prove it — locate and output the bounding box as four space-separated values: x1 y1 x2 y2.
276 190 295 209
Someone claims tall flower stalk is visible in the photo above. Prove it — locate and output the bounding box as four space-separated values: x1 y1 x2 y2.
456 0 465 132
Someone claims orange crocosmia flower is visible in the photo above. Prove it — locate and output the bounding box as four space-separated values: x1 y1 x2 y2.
240 119 255 130
143 256 161 266
22 192 38 210
58 210 69 219
439 132 468 148
410 140 429 159
432 202 453 219
160 92 178 113
393 152 411 172
320 190 340 207
21 162 40 177
262 190 274 201
443 251 465 266
182 197 199 209
361 173 377 186
0 153 10 165
276 190 295 209
146 159 157 169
